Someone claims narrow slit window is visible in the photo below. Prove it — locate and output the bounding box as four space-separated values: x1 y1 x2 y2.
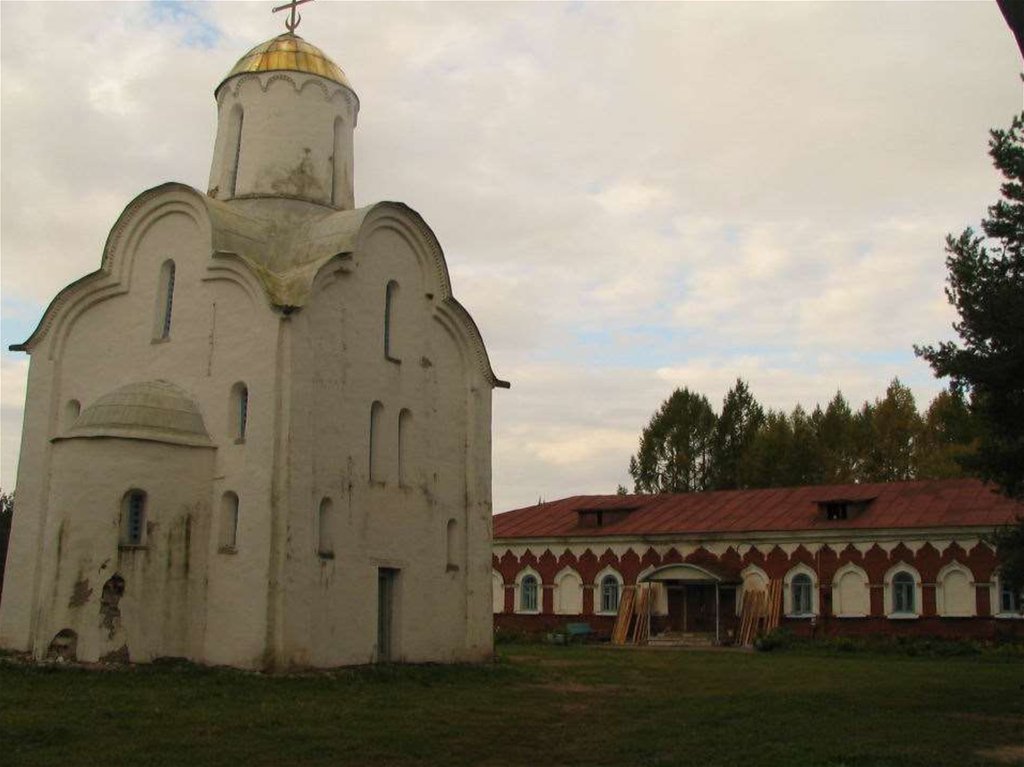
121 490 147 546
219 491 239 550
318 498 334 558
446 518 458 570
398 409 411 485
369 401 384 482
384 281 399 361
231 383 249 440
227 105 243 197
155 260 176 340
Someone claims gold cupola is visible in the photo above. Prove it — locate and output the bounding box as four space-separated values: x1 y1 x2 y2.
216 32 354 95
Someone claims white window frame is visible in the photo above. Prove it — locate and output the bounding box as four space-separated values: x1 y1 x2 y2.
883 563 922 619
516 568 541 615
783 564 819 617
992 573 1024 619
594 567 623 616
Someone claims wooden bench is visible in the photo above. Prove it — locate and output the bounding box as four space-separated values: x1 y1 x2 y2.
548 622 595 644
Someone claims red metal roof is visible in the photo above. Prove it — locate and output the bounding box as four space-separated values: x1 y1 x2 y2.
493 479 1022 539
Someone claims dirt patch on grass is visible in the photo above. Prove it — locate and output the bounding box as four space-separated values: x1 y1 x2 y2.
976 745 1024 764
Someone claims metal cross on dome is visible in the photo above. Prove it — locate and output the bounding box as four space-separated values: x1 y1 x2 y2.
273 0 314 33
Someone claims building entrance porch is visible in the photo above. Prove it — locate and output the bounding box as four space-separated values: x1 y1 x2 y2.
641 563 740 645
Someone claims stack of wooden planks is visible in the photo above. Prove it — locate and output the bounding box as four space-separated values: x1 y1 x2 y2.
738 579 786 646
629 584 652 645
611 587 636 645
765 579 783 633
737 589 766 646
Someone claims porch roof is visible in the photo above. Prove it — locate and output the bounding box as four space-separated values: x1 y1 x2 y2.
640 563 740 585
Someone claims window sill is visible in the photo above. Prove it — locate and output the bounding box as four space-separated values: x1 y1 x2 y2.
994 612 1024 620
785 613 817 620
887 613 919 620
218 545 237 555
834 614 869 619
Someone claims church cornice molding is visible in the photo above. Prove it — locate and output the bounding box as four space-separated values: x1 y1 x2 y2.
216 71 358 123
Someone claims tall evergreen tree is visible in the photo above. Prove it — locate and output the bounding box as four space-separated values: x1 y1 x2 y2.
916 389 980 479
785 405 822 486
711 379 765 490
629 388 718 493
916 113 1024 499
860 379 923 482
737 409 793 488
814 391 860 483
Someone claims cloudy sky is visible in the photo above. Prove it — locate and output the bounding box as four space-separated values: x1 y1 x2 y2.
1 1 1020 512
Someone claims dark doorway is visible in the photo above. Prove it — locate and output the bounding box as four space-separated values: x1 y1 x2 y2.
377 568 398 662
686 584 716 633
667 587 686 631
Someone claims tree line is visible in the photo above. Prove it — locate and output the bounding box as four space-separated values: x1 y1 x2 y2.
626 378 981 494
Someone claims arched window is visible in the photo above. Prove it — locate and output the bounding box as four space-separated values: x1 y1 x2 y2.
445 518 458 570
791 574 813 616
398 409 412 485
121 489 147 546
997 573 1023 616
892 571 915 614
318 497 334 558
331 116 348 207
219 491 239 550
230 383 249 441
600 575 620 614
520 574 538 613
369 401 384 482
384 281 400 361
155 260 176 340
226 105 244 197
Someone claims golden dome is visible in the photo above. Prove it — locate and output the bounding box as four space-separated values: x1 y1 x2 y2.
218 33 354 93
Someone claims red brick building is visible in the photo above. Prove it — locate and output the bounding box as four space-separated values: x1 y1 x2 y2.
492 479 1023 643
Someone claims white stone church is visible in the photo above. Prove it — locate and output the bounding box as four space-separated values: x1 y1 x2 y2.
0 30 506 669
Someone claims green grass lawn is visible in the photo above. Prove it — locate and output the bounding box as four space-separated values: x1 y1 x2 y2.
2 645 1021 767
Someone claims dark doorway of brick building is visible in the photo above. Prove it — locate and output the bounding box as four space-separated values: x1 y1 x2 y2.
667 584 716 633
